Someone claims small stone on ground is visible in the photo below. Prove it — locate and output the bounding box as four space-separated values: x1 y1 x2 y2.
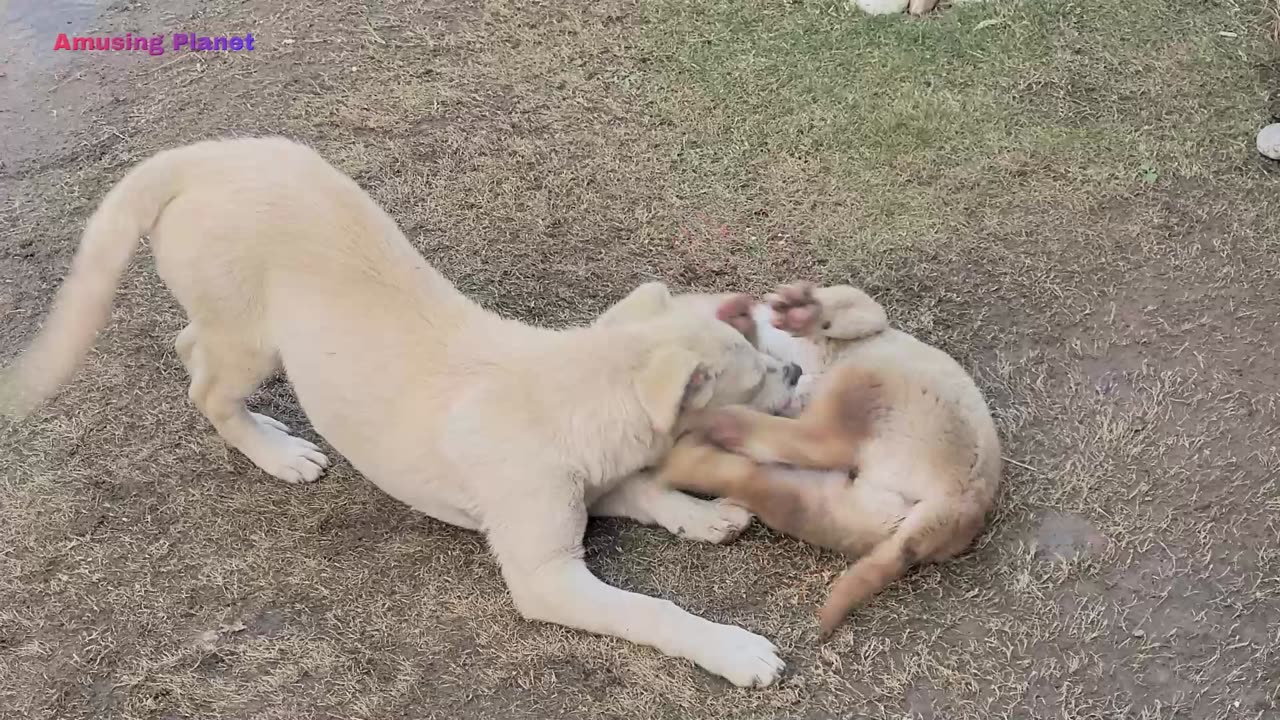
1257 123 1280 160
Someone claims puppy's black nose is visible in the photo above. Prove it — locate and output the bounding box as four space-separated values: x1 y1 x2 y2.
783 363 802 386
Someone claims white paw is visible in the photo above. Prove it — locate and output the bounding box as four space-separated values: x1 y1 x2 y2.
675 500 754 544
250 415 329 484
691 623 785 688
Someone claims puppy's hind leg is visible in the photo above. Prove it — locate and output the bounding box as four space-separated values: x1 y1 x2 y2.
180 324 328 483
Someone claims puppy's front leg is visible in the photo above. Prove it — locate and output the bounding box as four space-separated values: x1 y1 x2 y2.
692 406 857 471
590 471 752 544
484 476 784 688
658 437 827 550
656 434 760 499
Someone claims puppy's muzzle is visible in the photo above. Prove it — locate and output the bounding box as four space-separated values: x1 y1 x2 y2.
783 362 802 387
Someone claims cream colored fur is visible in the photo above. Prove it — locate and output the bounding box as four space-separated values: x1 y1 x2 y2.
0 136 801 687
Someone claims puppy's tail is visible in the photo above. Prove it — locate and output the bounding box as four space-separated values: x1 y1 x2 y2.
0 147 186 419
816 491 983 638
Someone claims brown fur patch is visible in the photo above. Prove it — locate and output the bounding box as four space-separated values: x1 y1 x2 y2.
826 366 887 446
733 471 810 533
658 435 756 499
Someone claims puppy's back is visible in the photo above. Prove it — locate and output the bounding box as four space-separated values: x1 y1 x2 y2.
808 328 1001 634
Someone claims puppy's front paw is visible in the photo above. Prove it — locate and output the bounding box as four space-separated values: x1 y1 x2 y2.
247 414 329 484
765 281 824 336
676 499 753 544
690 623 786 688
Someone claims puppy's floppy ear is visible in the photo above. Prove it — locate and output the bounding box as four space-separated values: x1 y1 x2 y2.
596 281 673 327
635 347 712 435
714 293 758 346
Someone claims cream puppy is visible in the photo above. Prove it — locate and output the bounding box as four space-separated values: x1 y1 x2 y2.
0 137 800 687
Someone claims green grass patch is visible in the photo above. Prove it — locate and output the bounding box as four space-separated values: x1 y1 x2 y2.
639 0 1275 267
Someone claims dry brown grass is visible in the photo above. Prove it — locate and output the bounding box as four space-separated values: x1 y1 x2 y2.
2 0 1279 718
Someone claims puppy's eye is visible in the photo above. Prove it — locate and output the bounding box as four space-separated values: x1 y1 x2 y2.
822 321 832 330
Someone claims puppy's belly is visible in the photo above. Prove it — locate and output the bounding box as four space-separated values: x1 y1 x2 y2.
329 433 482 529
272 338 482 530
374 480 482 531
762 467 909 557
304 407 482 530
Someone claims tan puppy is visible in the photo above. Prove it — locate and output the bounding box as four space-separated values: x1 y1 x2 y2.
655 282 1002 637
0 137 802 686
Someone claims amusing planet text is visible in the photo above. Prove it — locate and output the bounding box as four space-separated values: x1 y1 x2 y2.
53 33 256 57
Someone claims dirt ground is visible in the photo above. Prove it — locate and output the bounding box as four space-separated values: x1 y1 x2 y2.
2 0 1278 718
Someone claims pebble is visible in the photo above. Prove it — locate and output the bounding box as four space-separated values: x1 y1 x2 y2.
857 0 909 14
1258 123 1280 160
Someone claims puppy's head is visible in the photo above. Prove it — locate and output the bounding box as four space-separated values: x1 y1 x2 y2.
601 284 801 434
